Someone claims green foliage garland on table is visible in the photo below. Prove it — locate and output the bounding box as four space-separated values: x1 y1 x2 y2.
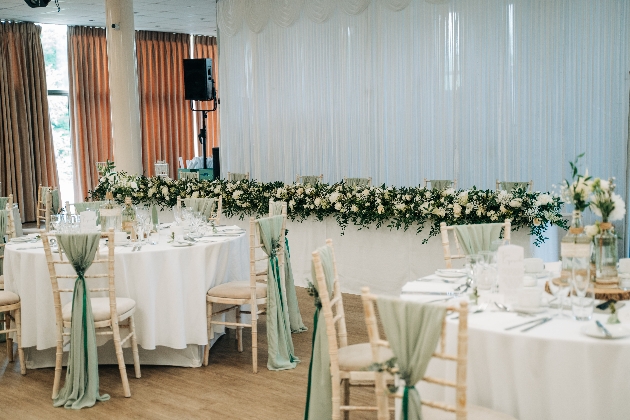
89 164 567 246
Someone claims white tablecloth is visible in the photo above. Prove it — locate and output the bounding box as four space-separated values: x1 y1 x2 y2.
3 230 248 367
402 268 630 420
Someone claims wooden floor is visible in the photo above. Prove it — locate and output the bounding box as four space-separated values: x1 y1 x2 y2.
1 287 384 419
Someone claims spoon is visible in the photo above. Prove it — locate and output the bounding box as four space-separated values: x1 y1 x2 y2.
494 301 535 317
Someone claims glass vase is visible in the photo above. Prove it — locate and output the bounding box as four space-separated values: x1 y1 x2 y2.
594 223 618 286
561 210 585 282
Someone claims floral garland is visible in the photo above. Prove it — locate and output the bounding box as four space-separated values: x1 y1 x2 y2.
89 165 567 245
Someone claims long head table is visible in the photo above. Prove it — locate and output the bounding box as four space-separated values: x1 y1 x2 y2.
3 229 248 367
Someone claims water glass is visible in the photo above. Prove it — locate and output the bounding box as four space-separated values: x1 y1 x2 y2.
50 214 61 232
490 239 510 252
571 284 594 321
465 254 483 287
149 231 160 245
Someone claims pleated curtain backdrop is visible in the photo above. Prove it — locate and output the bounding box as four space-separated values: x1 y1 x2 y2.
193 35 220 151
136 31 195 178
67 26 113 201
0 22 59 222
217 0 630 196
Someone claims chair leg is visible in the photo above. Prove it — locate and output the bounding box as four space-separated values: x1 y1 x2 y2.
235 305 243 352
6 313 13 362
203 301 213 366
14 308 25 375
251 311 258 374
52 329 64 399
112 323 131 398
342 378 350 420
128 316 141 379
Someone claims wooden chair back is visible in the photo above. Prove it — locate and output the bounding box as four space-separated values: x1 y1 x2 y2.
495 180 533 191
440 220 511 268
180 171 199 180
42 231 117 328
250 216 285 285
362 288 469 420
423 179 457 189
311 239 349 375
343 177 372 187
227 172 250 181
1 201 17 275
296 174 323 184
155 160 169 178
177 196 223 224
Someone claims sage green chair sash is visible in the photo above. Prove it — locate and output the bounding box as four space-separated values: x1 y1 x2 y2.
73 202 106 225
183 198 216 219
0 209 7 275
453 223 505 255
53 233 110 409
499 181 529 191
0 197 8 210
43 187 61 214
257 215 299 371
304 244 335 420
269 202 307 333
228 173 248 181
429 180 452 190
344 177 370 187
376 297 447 420
300 176 320 185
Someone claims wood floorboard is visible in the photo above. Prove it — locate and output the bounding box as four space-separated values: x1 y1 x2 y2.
0 287 388 419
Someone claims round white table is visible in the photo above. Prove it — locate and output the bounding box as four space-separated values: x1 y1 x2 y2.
402 267 630 420
3 228 248 367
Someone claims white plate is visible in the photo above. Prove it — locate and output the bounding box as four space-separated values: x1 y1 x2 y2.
512 305 547 314
435 269 467 278
581 323 630 339
525 270 551 279
171 241 194 247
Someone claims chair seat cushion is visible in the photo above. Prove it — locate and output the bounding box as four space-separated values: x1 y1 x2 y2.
62 297 136 322
338 342 394 372
0 290 19 306
207 281 267 299
423 404 517 420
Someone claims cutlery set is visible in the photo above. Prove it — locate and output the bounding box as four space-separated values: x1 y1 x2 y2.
505 316 555 332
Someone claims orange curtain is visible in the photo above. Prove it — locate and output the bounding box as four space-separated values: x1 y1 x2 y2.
0 22 59 222
192 36 220 151
67 26 112 201
136 31 195 178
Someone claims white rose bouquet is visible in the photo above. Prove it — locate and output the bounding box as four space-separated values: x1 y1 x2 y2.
590 178 625 223
560 153 592 212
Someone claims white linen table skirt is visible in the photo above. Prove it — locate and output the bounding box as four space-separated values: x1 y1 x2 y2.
3 231 248 368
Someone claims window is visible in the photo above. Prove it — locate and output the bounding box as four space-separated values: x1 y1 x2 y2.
40 24 74 204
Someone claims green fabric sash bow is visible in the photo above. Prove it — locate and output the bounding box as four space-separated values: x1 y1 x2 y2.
304 244 335 420
53 233 110 409
257 216 299 371
0 197 8 210
183 197 216 219
376 297 446 420
453 223 505 255
229 173 248 181
429 180 453 190
43 187 61 214
500 181 529 192
269 201 307 333
344 177 370 187
300 176 320 186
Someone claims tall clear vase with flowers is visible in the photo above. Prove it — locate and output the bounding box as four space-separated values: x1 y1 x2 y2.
590 178 625 287
559 154 592 282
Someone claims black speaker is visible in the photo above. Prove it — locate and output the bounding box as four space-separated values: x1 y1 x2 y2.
183 59 215 101
212 147 220 180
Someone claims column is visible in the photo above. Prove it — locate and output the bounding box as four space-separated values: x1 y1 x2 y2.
105 0 143 175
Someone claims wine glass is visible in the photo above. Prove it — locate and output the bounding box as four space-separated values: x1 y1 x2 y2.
173 205 183 225
548 276 571 318
50 215 61 232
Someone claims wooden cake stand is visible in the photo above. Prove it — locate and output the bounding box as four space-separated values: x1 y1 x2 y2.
546 278 630 301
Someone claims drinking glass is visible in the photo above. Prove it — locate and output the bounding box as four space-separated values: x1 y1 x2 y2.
50 215 61 232
173 205 183 225
465 254 483 288
149 230 160 245
490 239 509 252
477 252 497 291
548 277 571 318
571 284 594 321
135 220 146 245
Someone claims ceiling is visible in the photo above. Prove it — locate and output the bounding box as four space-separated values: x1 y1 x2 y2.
0 0 217 36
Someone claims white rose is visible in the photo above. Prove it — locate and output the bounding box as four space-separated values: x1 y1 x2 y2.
444 188 455 196
148 187 156 197
276 188 284 198
509 198 522 208
362 189 370 197
192 191 199 198
335 202 342 211
458 191 468 204
395 203 406 211
351 205 358 212
289 200 295 208
453 203 462 216
314 198 322 207
297 187 304 196
214 187 221 194
161 186 169 196
232 190 243 199
377 204 385 214
584 224 599 237
329 192 340 203
500 204 507 213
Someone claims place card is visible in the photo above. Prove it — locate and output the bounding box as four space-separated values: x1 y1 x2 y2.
80 210 97 232
497 244 524 304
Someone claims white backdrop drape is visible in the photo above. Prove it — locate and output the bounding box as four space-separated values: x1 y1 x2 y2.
218 0 629 190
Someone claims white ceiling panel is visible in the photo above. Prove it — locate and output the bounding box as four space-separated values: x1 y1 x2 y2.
0 0 217 35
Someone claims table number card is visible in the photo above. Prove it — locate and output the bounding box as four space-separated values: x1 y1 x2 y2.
80 210 97 232
497 244 524 303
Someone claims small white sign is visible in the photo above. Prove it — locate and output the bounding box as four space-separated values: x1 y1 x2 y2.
80 210 97 232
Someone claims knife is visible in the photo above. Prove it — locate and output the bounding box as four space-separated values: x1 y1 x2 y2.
400 291 460 296
521 317 553 332
504 317 548 331
595 320 613 338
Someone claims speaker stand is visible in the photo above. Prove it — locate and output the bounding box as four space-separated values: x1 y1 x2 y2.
190 99 217 170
